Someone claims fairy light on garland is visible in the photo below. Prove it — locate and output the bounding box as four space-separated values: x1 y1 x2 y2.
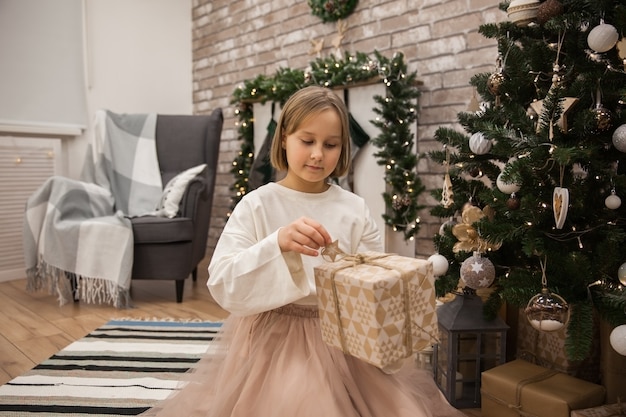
229 51 424 241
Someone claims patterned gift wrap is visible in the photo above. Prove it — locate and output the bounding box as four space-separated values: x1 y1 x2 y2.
314 252 437 372
571 403 626 417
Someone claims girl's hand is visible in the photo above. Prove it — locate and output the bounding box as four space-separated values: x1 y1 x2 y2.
278 217 332 256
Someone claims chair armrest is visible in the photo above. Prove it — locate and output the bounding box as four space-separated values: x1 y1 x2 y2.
179 175 208 219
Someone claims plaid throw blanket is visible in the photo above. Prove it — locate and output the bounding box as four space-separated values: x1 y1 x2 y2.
23 110 163 307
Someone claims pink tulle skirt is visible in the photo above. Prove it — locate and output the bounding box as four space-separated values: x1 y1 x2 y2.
141 304 466 417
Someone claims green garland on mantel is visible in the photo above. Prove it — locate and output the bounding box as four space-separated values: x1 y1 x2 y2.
229 51 425 241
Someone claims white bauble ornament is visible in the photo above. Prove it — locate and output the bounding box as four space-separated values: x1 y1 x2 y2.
469 132 492 155
609 324 626 356
439 218 457 235
507 0 540 27
605 192 622 210
460 253 495 289
587 23 619 53
496 173 521 194
618 262 626 286
612 124 626 153
428 253 449 276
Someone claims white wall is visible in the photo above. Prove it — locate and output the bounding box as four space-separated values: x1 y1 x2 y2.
70 0 193 178
0 0 192 178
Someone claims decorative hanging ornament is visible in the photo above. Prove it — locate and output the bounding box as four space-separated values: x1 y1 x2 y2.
553 186 569 229
536 0 563 25
587 21 619 53
469 132 492 155
605 189 622 210
525 257 570 332
487 55 506 106
467 89 480 113
496 172 521 194
428 253 449 276
612 124 626 152
609 325 626 356
452 205 501 253
439 217 457 235
526 288 570 331
590 101 614 134
529 47 579 136
441 173 454 208
460 251 496 290
506 0 540 27
507 193 521 210
441 145 454 208
617 262 626 285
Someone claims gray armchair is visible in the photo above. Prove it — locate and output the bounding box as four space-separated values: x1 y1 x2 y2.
130 109 223 302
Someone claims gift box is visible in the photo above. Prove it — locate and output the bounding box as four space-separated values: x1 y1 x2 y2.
600 320 626 403
517 308 601 383
571 403 626 417
314 252 437 372
481 359 606 417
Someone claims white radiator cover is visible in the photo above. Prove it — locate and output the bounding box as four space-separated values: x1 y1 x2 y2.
0 137 61 282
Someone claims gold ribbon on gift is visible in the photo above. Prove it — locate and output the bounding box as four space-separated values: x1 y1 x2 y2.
320 241 414 362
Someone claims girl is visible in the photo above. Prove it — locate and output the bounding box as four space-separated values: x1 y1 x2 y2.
144 86 465 417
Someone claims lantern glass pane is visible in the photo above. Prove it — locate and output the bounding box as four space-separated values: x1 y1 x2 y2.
457 332 477 356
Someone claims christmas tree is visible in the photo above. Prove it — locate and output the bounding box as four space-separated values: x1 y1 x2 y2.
429 0 626 361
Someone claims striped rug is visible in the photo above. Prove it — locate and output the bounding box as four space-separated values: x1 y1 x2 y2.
0 320 222 416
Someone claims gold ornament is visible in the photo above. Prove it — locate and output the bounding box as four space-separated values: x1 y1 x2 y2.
487 55 506 106
452 206 501 253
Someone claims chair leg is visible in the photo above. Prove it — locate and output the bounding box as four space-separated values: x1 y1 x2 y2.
175 280 184 303
192 267 198 282
68 273 79 302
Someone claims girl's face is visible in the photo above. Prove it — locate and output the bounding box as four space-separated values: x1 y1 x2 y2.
280 108 343 193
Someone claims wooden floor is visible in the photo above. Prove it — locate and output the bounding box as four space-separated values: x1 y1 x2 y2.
0 257 481 416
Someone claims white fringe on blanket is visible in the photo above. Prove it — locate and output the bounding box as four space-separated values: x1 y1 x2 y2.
26 258 131 308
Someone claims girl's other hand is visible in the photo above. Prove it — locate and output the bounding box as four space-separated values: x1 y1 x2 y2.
278 217 332 256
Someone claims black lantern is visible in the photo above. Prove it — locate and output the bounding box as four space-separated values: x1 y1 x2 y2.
433 289 508 408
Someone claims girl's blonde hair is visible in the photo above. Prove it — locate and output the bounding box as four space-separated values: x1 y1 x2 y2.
270 86 351 178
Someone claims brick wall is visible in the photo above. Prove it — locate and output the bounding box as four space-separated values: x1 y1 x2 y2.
192 0 506 259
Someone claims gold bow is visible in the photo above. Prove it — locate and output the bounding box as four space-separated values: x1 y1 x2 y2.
452 205 501 253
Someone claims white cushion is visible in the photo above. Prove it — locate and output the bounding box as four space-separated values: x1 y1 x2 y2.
154 164 207 218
